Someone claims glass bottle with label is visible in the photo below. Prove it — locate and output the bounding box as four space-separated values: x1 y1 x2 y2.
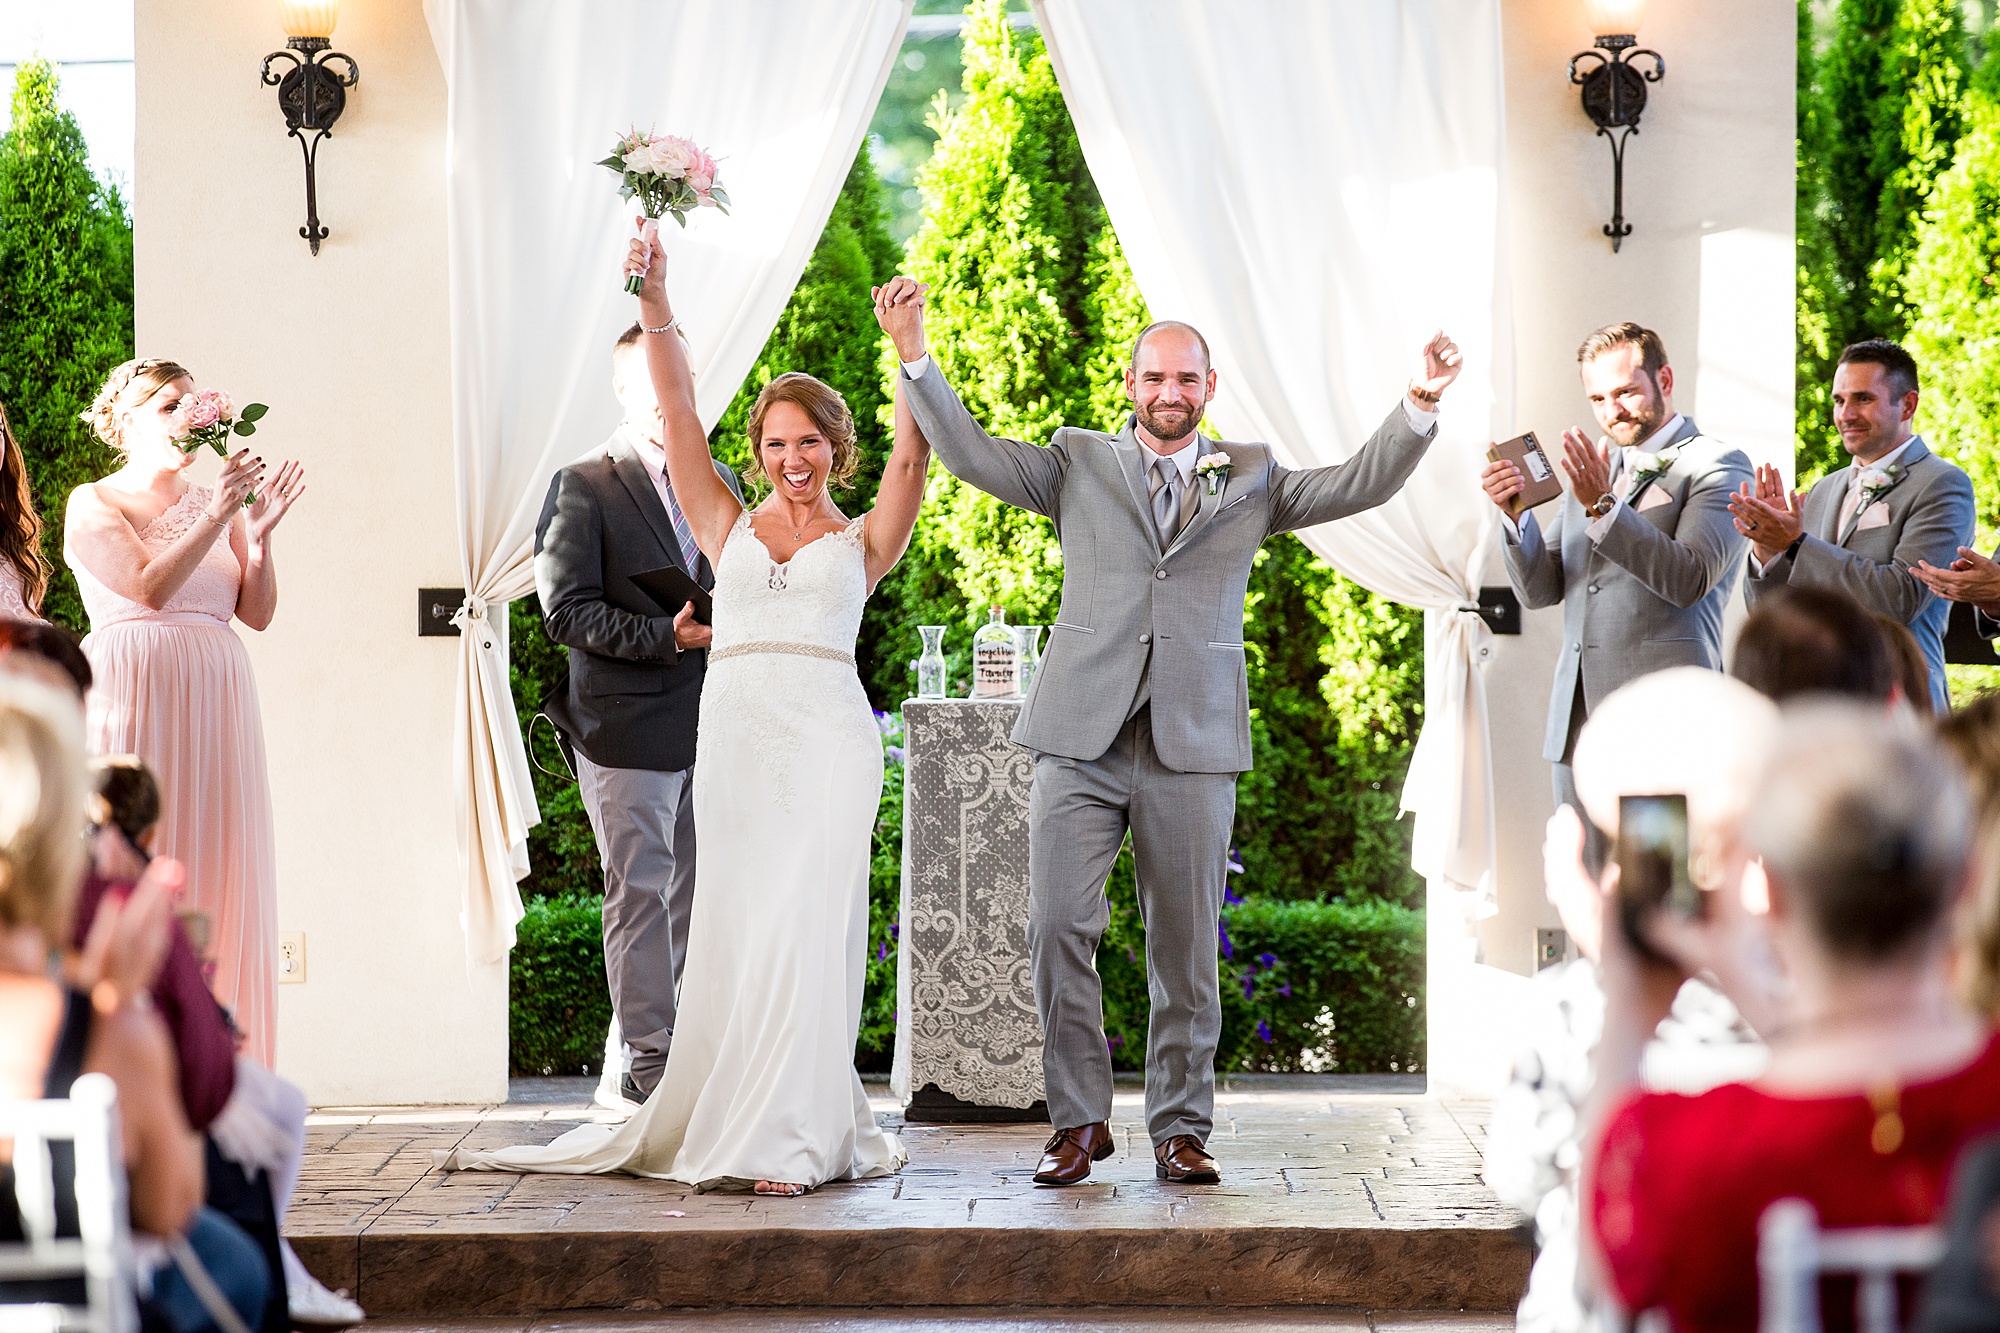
971 607 1019 698
1013 624 1044 697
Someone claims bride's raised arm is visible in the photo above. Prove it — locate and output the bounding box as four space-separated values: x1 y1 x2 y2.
625 228 742 564
862 277 935 592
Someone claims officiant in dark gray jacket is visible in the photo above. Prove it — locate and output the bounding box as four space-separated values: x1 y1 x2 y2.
1483 323 1752 818
534 322 744 1104
877 274 1461 1187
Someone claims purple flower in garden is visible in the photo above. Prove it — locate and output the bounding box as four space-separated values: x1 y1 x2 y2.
1256 1020 1273 1043
1277 983 1292 998
1108 1035 1124 1052
889 923 899 938
886 745 906 765
1240 972 1255 999
1226 846 1246 874
1217 919 1234 960
877 941 889 961
1224 885 1245 905
873 710 897 736
1257 952 1277 970
1127 947 1136 963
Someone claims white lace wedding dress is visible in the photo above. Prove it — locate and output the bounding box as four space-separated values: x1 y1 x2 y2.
442 510 905 1189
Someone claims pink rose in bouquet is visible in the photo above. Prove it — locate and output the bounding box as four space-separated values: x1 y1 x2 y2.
598 128 730 294
171 388 269 466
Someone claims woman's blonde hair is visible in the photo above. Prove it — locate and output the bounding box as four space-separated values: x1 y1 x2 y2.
0 673 89 939
81 358 191 453
744 373 859 492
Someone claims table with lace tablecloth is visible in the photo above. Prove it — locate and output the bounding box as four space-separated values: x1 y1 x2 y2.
890 699 1048 1123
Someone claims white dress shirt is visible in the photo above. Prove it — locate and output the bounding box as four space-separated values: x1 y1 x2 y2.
619 421 676 511
898 353 1439 437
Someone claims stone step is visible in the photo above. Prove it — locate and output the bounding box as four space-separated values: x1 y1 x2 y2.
288 1078 1529 1317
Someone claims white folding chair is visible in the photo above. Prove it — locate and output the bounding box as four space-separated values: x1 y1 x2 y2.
1759 1196 1946 1333
0 1074 139 1333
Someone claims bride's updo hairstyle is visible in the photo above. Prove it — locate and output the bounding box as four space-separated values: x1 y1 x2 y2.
745 373 858 492
81 358 191 454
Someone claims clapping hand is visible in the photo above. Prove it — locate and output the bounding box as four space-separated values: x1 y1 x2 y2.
1914 546 2000 613
1411 330 1464 402
1726 463 1804 563
872 275 929 364
246 460 305 544
1560 428 1615 512
206 449 265 521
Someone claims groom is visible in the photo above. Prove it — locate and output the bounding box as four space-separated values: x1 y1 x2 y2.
876 278 1462 1184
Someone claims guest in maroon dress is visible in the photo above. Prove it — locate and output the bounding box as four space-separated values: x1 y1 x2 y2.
1583 699 1995 1331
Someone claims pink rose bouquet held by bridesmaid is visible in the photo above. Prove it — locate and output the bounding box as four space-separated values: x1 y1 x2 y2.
598 128 728 294
168 389 267 457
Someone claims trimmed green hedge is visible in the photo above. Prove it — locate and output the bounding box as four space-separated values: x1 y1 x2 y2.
508 894 613 1077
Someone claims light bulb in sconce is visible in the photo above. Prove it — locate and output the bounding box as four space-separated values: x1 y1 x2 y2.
1585 0 1649 40
277 0 339 42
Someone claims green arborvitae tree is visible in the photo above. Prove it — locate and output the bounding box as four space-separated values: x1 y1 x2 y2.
869 0 1101 689
1800 0 1970 482
1869 0 1970 333
1797 0 1840 480
1906 87 2000 526
0 59 133 630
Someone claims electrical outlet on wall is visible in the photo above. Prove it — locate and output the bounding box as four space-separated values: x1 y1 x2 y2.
278 932 306 984
1535 927 1571 972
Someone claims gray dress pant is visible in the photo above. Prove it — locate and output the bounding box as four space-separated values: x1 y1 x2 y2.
1029 706 1238 1146
576 753 696 1095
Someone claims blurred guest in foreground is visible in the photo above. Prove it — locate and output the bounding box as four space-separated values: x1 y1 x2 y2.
0 672 268 1331
1586 701 1994 1329
1488 668 1773 1333
1877 614 1935 717
1729 585 1897 706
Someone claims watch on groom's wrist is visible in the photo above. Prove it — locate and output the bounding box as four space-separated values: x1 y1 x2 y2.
1585 493 1616 519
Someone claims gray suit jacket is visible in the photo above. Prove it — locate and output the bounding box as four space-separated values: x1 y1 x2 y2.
1500 417 1752 763
904 364 1435 773
534 430 744 771
1744 435 1973 713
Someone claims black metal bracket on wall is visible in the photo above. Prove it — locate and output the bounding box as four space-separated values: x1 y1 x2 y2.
1477 586 1522 636
419 589 464 637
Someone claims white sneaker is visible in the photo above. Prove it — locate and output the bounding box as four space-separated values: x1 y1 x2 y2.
288 1272 364 1330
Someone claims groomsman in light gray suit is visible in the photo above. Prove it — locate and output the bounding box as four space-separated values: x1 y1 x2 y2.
1732 339 1973 713
875 274 1462 1186
1483 323 1753 820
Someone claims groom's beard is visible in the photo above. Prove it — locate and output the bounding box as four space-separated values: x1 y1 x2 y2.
1135 400 1203 441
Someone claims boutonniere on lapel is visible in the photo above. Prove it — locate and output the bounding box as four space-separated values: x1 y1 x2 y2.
1625 443 1683 496
1857 462 1906 514
1194 453 1232 496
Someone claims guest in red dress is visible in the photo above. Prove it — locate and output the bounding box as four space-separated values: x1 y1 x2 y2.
1582 699 1994 1331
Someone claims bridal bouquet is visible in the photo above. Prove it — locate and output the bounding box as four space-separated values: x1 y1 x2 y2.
598 129 729 295
170 390 268 457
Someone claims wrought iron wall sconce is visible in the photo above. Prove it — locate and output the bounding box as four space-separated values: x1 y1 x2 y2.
1568 0 1663 253
261 1 359 256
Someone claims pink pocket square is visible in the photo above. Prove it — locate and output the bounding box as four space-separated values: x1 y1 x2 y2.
1854 503 1892 532
1636 486 1675 512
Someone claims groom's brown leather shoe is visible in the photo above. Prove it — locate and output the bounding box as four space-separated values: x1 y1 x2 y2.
1154 1135 1220 1183
1033 1122 1114 1185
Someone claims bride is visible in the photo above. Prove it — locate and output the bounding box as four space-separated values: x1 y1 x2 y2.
441 231 933 1194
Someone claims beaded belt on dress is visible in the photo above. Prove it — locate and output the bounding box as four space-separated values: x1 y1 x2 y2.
710 640 855 667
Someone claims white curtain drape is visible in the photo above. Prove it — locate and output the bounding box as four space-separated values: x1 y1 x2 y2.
424 0 912 962
1033 0 1512 910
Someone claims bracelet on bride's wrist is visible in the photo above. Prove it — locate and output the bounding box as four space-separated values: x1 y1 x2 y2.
642 316 681 337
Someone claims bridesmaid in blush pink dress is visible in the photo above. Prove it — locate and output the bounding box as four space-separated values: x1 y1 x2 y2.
0 400 55 622
64 359 306 1066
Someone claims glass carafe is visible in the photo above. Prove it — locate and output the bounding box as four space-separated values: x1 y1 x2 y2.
1013 624 1044 697
971 607 1019 698
916 625 947 698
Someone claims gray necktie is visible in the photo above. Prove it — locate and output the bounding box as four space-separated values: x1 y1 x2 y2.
1150 455 1181 547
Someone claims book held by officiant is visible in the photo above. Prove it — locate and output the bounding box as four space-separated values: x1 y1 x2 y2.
1487 432 1563 518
